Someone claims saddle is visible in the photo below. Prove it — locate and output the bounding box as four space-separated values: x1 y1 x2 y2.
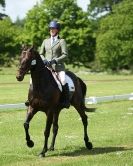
50 69 75 92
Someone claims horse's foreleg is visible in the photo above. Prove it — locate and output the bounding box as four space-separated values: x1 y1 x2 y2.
49 111 60 151
24 106 37 148
39 111 53 157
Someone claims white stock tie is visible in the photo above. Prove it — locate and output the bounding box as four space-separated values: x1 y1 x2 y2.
52 37 55 46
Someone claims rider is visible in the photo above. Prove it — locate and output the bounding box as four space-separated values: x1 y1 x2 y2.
39 20 70 108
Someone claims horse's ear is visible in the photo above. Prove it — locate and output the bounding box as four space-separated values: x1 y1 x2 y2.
29 45 35 51
21 44 25 50
21 44 28 50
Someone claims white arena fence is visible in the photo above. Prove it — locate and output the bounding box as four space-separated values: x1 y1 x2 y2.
0 93 133 110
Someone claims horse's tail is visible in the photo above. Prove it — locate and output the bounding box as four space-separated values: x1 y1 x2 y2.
78 77 96 112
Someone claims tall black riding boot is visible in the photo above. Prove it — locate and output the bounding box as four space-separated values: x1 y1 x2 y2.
62 83 70 109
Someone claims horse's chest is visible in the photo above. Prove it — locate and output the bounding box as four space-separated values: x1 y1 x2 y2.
31 97 49 109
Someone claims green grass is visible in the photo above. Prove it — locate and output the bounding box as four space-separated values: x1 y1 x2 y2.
0 67 133 165
0 67 30 104
77 73 133 96
0 74 29 104
0 101 133 166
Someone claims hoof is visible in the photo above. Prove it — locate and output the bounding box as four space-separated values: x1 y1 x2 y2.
85 141 93 150
27 140 34 148
39 153 45 158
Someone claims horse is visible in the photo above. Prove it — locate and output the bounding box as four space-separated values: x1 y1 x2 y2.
16 46 93 157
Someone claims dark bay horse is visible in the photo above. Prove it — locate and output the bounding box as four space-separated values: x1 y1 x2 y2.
16 46 93 157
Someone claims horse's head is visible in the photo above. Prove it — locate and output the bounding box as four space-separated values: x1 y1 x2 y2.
16 45 35 81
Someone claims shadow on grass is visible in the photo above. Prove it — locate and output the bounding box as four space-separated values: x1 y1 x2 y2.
49 146 132 157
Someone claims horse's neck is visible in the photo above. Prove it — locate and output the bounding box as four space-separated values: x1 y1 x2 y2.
31 57 52 89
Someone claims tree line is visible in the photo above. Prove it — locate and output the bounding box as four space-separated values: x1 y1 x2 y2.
0 0 133 72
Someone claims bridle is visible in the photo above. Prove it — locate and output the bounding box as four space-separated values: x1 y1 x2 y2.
21 49 36 66
18 49 33 74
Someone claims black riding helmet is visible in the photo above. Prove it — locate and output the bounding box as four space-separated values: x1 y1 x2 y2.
49 20 60 30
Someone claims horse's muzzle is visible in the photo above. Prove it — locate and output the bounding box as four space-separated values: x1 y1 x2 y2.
16 73 24 81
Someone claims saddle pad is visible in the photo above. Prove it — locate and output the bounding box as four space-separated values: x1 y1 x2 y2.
52 72 75 92
66 74 75 92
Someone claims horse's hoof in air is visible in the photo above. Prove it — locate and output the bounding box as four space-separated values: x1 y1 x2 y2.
86 141 93 150
27 140 34 148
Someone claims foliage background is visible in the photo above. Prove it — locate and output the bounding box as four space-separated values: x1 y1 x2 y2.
96 0 133 71
0 0 133 71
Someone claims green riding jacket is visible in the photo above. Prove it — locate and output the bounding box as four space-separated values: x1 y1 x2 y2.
39 37 68 72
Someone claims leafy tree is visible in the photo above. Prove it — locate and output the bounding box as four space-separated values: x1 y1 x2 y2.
0 0 5 7
23 0 95 66
88 0 123 17
0 0 6 20
0 18 21 66
96 0 133 71
15 17 25 27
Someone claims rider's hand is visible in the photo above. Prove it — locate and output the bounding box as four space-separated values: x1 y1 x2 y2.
43 60 50 66
49 59 57 65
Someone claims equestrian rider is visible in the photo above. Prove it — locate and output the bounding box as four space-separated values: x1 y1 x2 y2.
39 20 70 108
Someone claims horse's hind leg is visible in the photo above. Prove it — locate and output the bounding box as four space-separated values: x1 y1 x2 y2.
24 106 37 148
74 104 93 150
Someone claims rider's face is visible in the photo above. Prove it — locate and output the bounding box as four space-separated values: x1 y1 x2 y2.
50 28 59 37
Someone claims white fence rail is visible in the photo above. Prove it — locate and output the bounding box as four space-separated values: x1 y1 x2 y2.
0 103 26 110
0 93 133 110
85 93 133 104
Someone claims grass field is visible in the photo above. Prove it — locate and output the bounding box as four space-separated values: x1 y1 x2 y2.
0 67 133 166
0 101 133 166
